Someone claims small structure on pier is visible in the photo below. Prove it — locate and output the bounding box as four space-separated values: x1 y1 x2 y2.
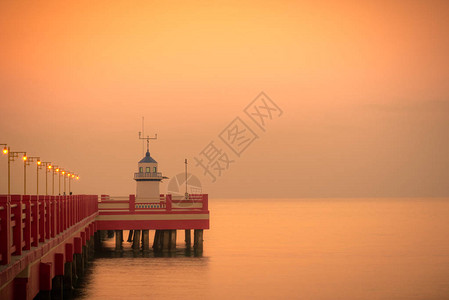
97 133 209 253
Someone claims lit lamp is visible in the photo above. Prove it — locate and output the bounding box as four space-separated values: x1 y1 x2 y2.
69 173 78 194
3 147 27 194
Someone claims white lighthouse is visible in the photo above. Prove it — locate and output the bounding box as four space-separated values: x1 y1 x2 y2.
134 134 164 200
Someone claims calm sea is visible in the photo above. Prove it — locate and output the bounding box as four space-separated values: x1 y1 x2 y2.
72 198 449 300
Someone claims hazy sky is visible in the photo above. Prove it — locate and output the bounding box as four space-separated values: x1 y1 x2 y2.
1 0 448 198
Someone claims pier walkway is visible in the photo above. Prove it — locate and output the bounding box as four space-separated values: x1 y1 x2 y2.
0 193 209 299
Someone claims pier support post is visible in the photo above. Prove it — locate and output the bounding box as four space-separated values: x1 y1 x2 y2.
169 230 177 251
52 275 64 299
185 230 191 247
142 230 150 251
74 237 84 279
132 230 141 250
64 262 73 291
153 230 161 251
127 230 134 242
83 245 89 268
94 231 101 251
115 230 123 250
162 230 170 251
75 253 84 279
194 229 203 253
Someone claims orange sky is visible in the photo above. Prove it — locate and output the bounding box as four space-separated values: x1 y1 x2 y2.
0 0 448 197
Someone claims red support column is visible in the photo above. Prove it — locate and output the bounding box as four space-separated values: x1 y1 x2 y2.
31 195 40 246
0 195 11 265
202 194 208 211
166 194 172 211
22 195 31 250
129 194 136 213
86 227 90 241
55 253 64 276
11 195 23 256
39 262 52 291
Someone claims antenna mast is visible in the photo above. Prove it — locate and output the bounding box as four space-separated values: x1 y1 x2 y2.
185 158 189 199
138 130 157 153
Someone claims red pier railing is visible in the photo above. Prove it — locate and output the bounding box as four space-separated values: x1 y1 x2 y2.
0 195 98 266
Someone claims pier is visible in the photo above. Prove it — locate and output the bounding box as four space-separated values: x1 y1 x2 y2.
0 193 210 299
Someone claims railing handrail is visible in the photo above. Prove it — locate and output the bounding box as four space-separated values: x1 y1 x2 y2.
133 172 162 178
98 194 209 213
0 194 99 266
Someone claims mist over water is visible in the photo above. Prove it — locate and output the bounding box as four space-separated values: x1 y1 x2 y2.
73 198 449 299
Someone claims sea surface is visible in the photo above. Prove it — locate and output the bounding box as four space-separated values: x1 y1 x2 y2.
73 198 449 300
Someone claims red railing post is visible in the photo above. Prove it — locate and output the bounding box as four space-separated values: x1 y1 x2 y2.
62 195 66 231
22 195 31 250
37 196 50 243
166 194 172 211
44 196 51 239
31 195 40 246
0 195 11 265
202 194 208 211
129 194 135 213
11 195 23 255
50 196 56 238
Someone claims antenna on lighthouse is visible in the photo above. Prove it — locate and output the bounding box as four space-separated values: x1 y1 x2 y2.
185 158 189 200
141 117 145 156
138 129 157 153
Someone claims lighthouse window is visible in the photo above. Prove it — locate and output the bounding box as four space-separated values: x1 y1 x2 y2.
139 167 143 173
153 167 157 172
146 167 150 173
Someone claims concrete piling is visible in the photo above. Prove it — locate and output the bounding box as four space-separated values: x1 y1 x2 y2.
185 230 191 247
63 262 73 291
74 253 84 279
142 230 150 251
51 275 63 299
169 230 177 251
194 229 203 253
132 230 141 250
115 230 123 250
127 230 134 242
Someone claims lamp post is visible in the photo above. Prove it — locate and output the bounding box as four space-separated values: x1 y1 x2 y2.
64 171 70 195
71 174 79 194
41 162 52 195
26 157 40 195
60 170 65 195
52 166 59 195
6 150 27 194
1 144 8 192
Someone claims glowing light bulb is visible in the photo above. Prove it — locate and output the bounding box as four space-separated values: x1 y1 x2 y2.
2 147 7 154
23 155 27 161
56 168 59 172
37 160 41 165
48 165 52 169
62 171 65 175
76 176 79 180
